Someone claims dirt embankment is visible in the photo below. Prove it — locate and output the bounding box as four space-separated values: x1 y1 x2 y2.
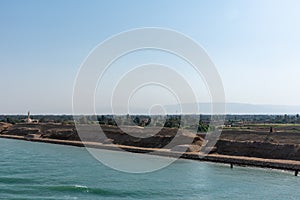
215 140 300 160
2 123 300 161
216 130 300 160
0 122 12 132
0 123 203 152
0 123 78 140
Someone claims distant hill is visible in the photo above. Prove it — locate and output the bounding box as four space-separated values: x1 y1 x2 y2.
105 103 300 115
224 103 300 114
164 103 300 115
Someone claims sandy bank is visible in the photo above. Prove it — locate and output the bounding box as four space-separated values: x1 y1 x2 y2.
1 134 300 175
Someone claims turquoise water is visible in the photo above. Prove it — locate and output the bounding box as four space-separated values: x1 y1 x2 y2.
0 138 300 200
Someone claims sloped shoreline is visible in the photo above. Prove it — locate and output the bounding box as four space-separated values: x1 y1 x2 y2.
1 134 300 175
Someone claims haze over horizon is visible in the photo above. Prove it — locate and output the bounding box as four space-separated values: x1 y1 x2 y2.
2 102 300 115
1 0 300 114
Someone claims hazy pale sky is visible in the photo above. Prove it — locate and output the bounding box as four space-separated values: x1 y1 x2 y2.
1 0 300 114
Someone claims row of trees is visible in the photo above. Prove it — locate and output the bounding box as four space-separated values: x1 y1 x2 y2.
77 115 213 132
3 114 300 132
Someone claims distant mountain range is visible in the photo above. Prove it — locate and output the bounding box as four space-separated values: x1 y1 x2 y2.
225 103 300 114
164 103 300 115
94 103 300 115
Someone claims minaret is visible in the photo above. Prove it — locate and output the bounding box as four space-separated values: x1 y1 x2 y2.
27 111 32 123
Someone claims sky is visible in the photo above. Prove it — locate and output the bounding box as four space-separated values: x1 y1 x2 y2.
0 0 300 114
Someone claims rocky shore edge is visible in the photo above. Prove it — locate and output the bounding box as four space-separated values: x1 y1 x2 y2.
1 134 300 176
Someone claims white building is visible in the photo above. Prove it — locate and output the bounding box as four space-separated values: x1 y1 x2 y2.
22 111 39 124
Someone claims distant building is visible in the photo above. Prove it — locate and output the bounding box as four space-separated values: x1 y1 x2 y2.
22 111 39 124
139 117 151 126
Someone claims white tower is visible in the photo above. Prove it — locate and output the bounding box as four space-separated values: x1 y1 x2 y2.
27 111 32 123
